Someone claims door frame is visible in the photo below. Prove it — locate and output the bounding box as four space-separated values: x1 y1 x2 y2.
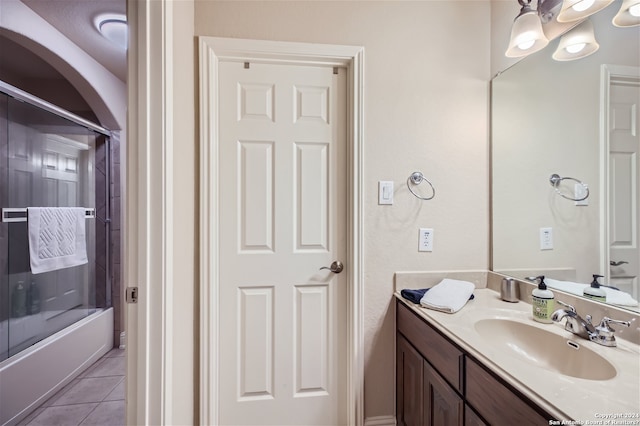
198 37 365 425
599 64 640 281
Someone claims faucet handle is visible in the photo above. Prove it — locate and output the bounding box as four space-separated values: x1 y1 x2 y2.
596 317 631 332
590 317 631 347
556 300 576 313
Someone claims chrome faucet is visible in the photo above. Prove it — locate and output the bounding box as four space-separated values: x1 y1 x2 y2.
551 300 631 347
551 301 596 340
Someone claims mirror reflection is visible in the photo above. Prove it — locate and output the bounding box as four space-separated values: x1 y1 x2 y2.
491 4 640 311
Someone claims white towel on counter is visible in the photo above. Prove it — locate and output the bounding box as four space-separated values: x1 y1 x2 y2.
28 207 88 274
546 278 638 307
420 278 476 313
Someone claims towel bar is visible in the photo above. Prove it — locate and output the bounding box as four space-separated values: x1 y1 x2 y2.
1 207 96 223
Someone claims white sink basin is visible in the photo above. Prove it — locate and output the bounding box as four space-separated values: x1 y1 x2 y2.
474 318 617 381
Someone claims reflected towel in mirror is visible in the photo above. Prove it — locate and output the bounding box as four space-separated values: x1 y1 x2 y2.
546 278 638 307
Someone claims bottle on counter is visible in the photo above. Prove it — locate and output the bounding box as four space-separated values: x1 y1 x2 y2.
27 280 41 315
532 275 554 324
583 274 606 303
11 281 27 318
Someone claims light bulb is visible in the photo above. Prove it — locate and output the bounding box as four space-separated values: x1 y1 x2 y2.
565 43 586 53
572 0 596 12
518 39 536 50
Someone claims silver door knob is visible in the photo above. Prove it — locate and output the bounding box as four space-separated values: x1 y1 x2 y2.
320 261 344 274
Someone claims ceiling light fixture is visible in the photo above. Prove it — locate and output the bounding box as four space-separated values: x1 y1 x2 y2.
552 18 600 60
556 0 614 22
505 0 550 58
612 0 640 26
94 13 128 50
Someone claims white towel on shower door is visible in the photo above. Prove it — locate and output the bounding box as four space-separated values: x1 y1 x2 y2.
28 207 88 274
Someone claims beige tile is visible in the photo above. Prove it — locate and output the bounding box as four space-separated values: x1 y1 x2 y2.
80 400 125 426
104 348 125 358
82 356 125 378
17 407 44 426
103 377 125 401
41 379 81 407
27 403 97 426
51 377 122 406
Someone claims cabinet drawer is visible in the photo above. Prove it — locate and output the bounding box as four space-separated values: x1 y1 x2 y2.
466 358 552 426
397 301 464 393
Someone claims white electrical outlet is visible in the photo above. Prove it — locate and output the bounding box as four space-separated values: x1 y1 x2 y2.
378 181 394 205
419 228 434 252
540 227 553 250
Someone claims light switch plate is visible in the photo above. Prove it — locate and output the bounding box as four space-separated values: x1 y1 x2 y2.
378 181 394 205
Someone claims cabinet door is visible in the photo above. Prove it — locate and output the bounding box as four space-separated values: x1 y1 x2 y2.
397 334 424 426
424 360 463 426
464 404 487 426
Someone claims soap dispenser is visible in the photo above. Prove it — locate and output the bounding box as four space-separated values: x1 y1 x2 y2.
583 274 606 302
532 275 554 323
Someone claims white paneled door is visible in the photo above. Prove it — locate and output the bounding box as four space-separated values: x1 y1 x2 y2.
218 60 348 425
608 75 640 299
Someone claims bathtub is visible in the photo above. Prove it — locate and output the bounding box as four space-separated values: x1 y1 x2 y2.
0 307 113 426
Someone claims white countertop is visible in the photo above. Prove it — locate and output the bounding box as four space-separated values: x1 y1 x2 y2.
396 288 640 422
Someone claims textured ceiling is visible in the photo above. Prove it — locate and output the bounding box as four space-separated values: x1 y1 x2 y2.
21 0 127 82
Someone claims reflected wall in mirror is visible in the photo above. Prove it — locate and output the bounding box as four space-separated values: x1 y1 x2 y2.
491 4 640 312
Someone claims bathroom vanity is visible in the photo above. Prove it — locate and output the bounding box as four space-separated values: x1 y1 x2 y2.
396 287 640 425
397 300 552 425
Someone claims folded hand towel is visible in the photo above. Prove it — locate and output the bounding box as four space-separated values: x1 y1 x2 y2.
401 288 475 305
28 207 88 274
602 286 639 306
420 279 475 313
401 288 428 304
545 278 584 297
546 278 638 307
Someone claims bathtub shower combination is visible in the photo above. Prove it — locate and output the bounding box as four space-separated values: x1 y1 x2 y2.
0 82 114 426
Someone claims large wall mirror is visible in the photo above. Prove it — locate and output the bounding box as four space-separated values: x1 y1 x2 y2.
491 4 640 312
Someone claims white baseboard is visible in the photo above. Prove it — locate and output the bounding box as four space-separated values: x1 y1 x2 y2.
364 415 397 426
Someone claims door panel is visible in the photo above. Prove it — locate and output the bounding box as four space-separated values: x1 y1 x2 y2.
609 79 640 299
219 61 347 425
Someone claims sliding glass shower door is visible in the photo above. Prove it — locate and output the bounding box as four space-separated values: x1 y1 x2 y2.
0 92 106 361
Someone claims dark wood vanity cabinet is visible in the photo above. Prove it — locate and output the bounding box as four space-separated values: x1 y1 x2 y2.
396 300 553 426
397 333 463 426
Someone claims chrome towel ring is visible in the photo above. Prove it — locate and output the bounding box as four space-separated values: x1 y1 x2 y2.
549 173 589 202
407 171 435 201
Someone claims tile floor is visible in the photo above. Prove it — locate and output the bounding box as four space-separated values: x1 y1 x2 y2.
18 348 125 426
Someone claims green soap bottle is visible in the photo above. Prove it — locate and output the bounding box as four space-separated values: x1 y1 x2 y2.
532 275 554 323
583 274 606 303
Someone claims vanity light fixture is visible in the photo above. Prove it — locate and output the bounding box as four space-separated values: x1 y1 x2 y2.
552 19 600 60
612 0 640 26
505 0 550 58
556 0 614 22
94 13 128 50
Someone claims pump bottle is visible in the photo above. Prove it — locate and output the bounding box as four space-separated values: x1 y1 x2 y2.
532 275 554 323
583 274 606 302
